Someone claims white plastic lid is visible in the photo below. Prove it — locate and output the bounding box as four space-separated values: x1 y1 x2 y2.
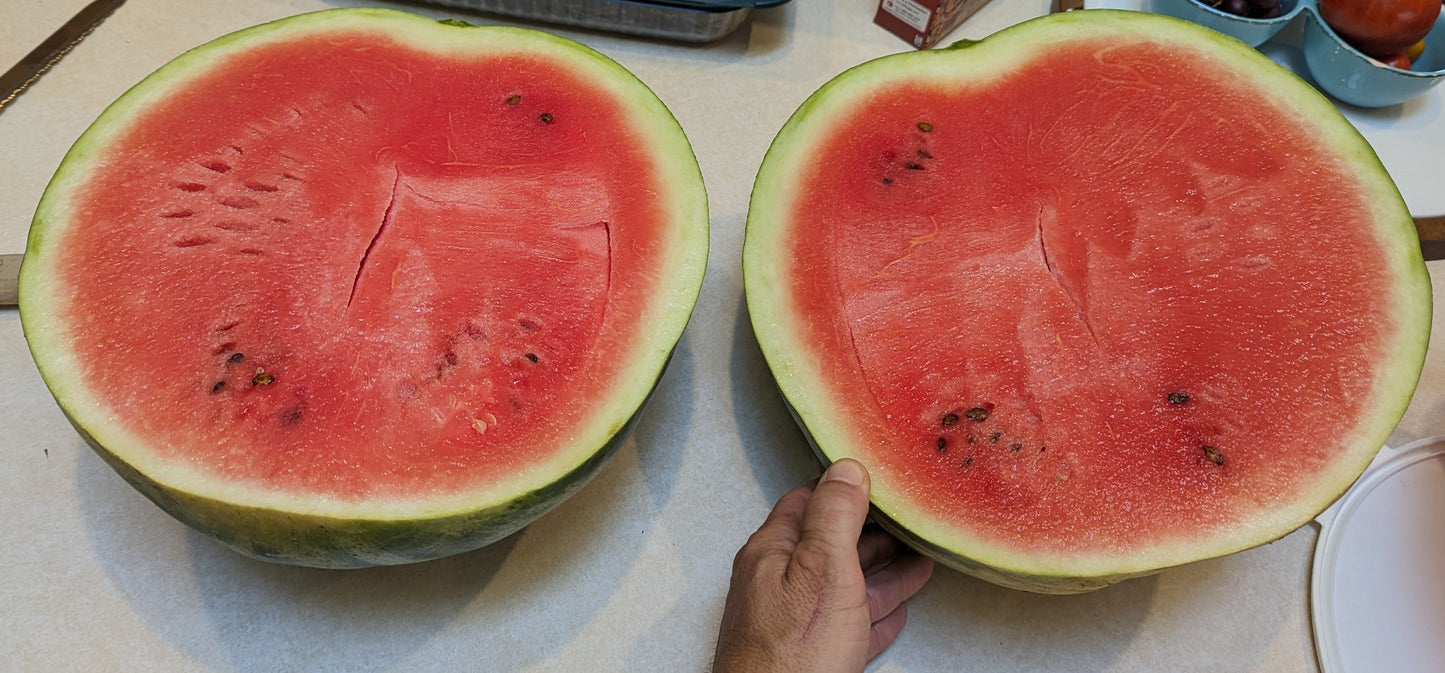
1311 435 1445 673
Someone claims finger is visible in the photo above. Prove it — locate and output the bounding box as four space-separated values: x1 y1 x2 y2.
789 459 871 580
864 552 934 624
760 484 813 537
740 484 813 563
857 526 904 573
867 602 908 661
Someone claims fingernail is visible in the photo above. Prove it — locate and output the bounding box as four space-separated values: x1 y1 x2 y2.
824 459 866 486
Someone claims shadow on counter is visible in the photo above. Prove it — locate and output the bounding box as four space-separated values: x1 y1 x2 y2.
729 296 824 503
723 288 1310 672
75 335 695 670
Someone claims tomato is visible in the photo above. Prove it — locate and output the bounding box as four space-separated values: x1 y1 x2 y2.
1379 50 1414 70
1318 0 1441 58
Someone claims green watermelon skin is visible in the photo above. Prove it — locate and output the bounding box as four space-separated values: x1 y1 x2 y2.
73 384 654 568
745 10 1431 593
20 10 708 568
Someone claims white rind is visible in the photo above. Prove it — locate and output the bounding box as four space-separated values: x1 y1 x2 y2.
21 10 708 529
744 10 1431 590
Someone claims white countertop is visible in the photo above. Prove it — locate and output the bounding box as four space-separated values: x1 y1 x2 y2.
2 1 1442 671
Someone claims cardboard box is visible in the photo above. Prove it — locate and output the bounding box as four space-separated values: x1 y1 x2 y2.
874 0 997 49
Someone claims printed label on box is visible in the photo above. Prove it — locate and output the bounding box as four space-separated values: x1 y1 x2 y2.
880 0 932 33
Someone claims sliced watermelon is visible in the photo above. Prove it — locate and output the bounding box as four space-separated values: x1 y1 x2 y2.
745 10 1431 593
20 9 708 568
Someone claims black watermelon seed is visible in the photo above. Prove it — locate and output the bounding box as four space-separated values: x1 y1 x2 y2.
965 407 989 422
1203 445 1224 465
1168 392 1190 405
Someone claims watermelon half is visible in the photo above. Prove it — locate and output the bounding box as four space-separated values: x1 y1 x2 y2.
744 10 1431 593
19 9 708 568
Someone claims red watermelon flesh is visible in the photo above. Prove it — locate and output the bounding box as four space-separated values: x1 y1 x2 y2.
745 10 1430 591
22 10 708 566
792 46 1391 551
66 41 652 499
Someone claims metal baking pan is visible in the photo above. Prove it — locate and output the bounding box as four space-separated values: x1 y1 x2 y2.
415 0 792 42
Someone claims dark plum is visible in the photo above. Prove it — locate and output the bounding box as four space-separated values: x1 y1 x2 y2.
1196 0 1285 18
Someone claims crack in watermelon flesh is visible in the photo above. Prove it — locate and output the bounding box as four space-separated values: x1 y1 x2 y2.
346 167 405 312
786 39 1396 556
55 30 665 501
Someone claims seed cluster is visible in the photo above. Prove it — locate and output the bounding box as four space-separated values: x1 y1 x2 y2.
880 120 937 186
929 402 1038 473
924 390 1229 474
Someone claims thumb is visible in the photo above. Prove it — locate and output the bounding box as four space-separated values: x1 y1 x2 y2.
792 459 872 576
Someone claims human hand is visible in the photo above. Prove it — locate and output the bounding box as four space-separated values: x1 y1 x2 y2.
712 459 935 673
